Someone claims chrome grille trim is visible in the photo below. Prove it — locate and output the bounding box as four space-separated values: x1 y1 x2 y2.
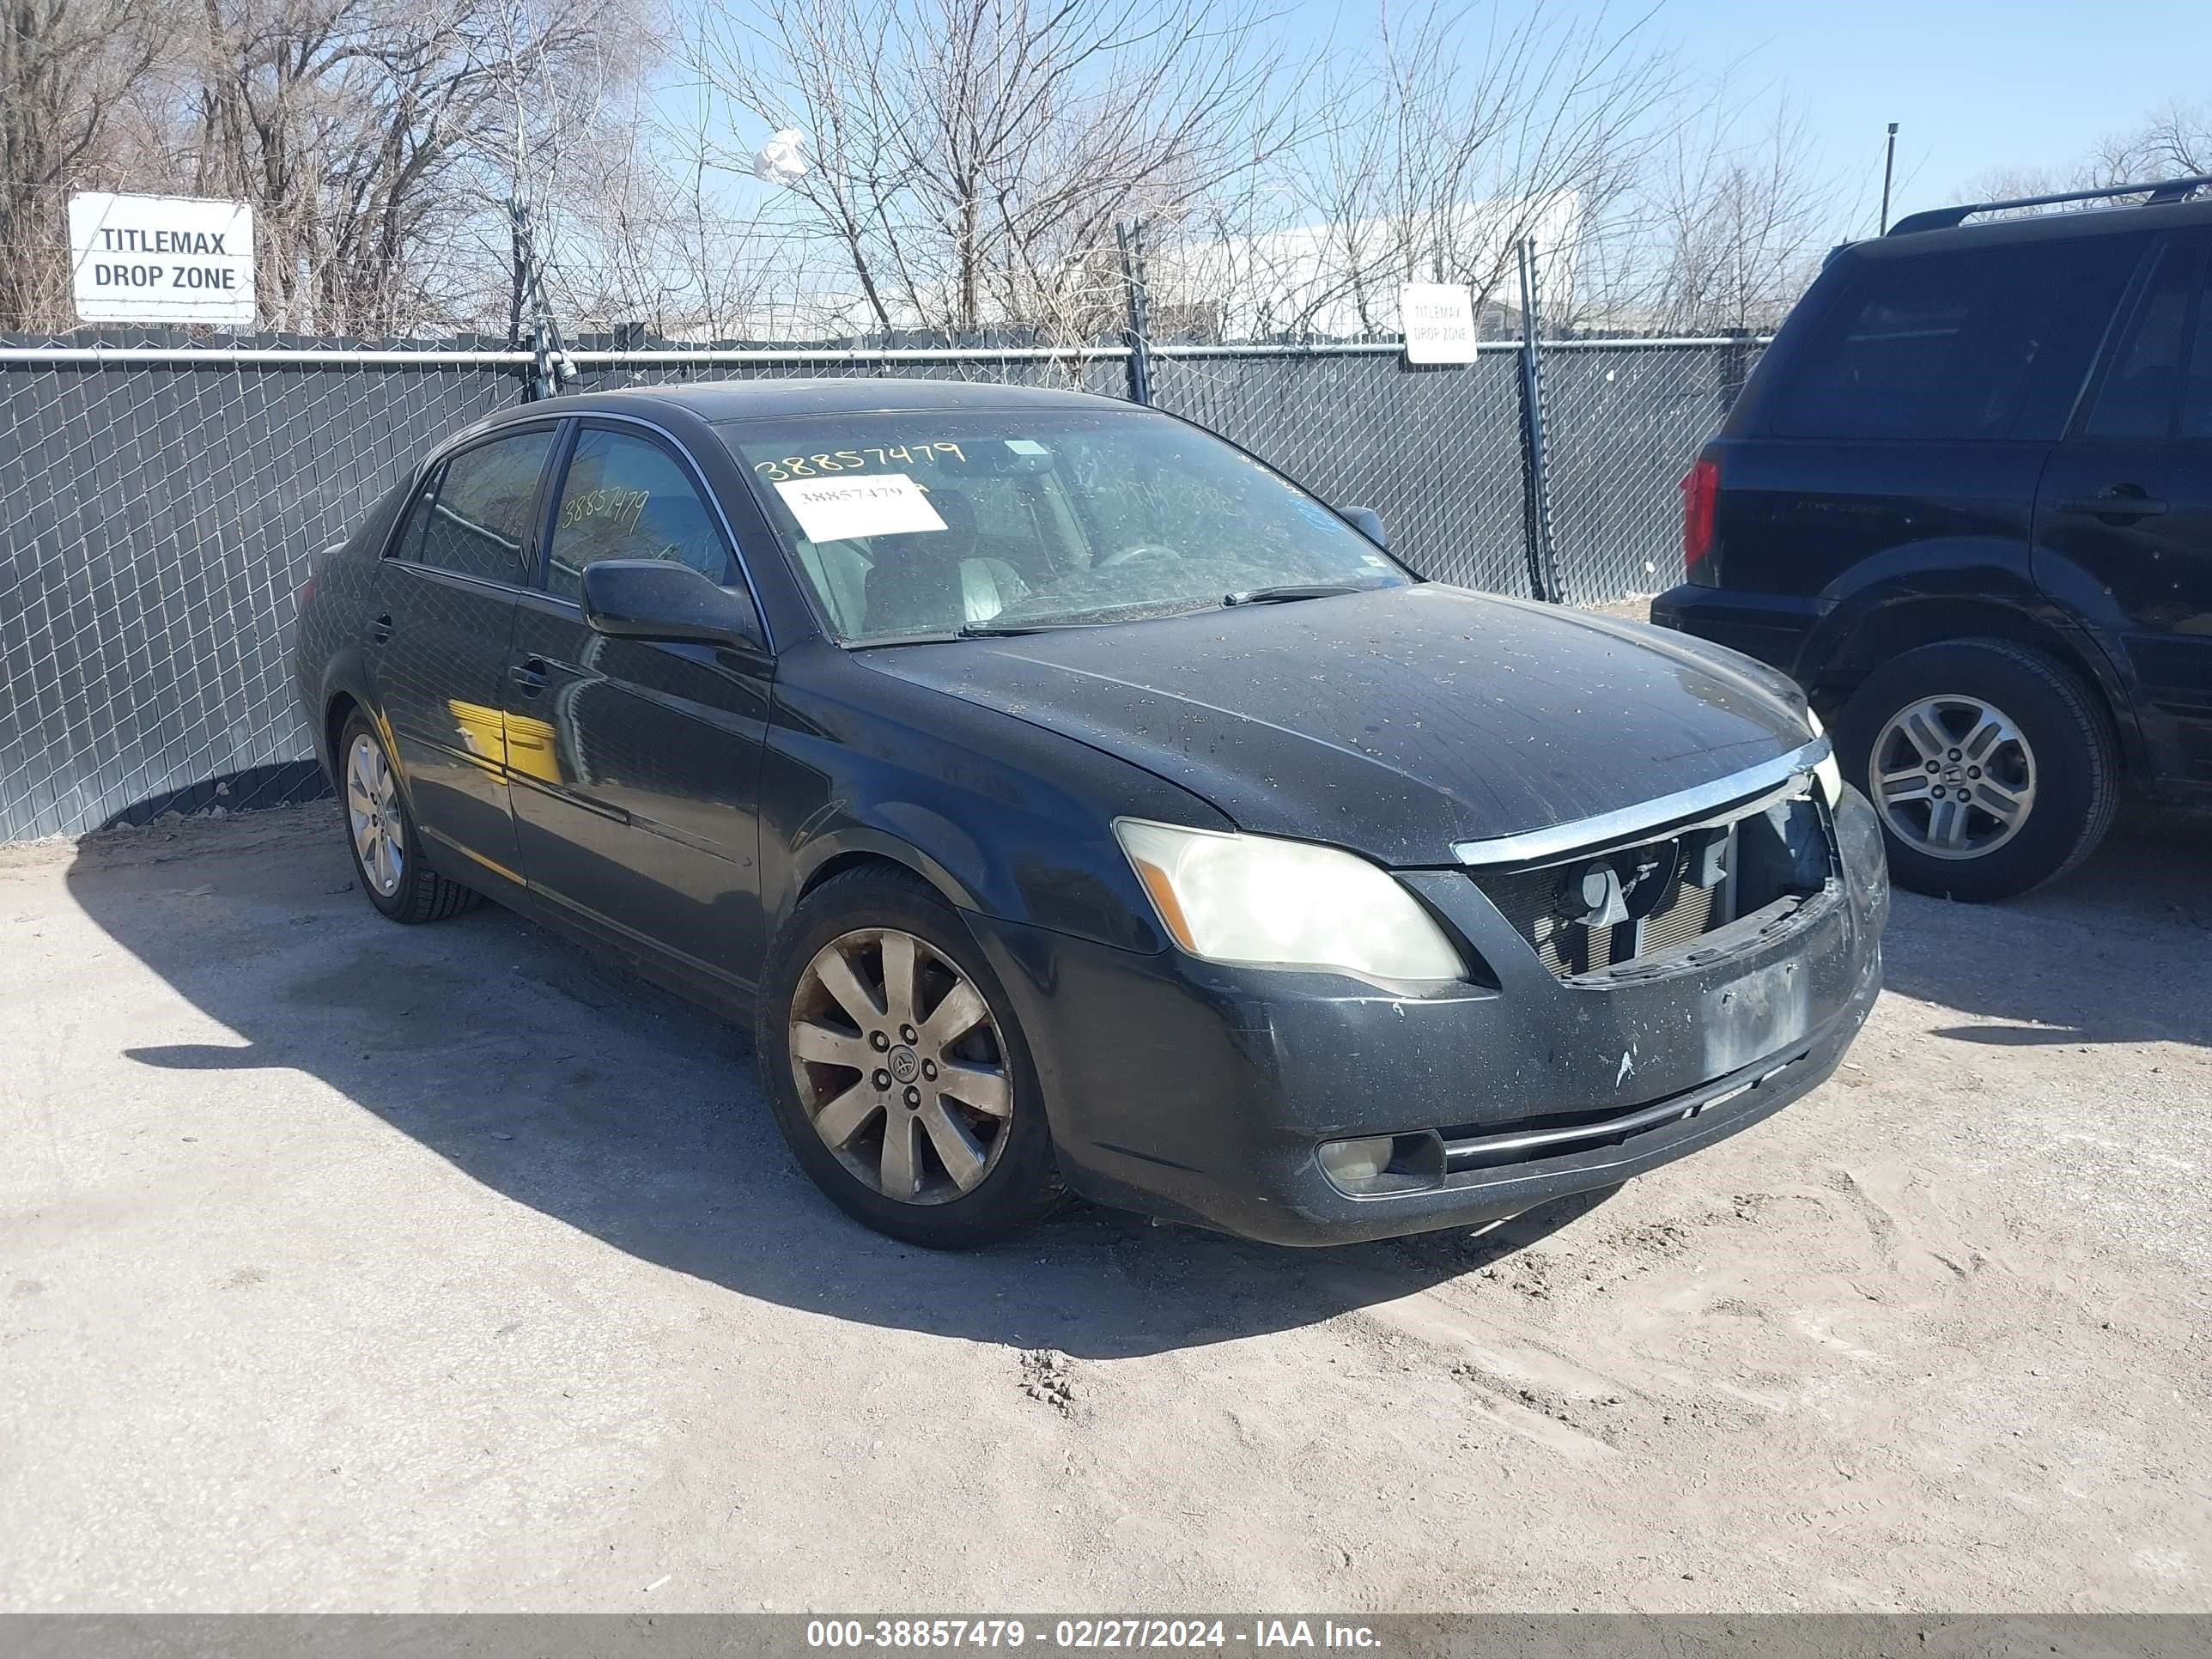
1451 738 1830 868
1440 1048 1810 1170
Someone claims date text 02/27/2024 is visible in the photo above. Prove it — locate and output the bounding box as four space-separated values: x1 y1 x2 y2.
804 1620 1384 1650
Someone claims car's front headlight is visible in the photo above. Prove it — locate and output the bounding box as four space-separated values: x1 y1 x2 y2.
1112 818 1468 981
1806 709 1844 806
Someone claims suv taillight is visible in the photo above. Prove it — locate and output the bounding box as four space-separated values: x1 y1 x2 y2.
1680 455 1719 584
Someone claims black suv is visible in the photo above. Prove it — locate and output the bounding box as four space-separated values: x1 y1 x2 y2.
1655 177 2212 900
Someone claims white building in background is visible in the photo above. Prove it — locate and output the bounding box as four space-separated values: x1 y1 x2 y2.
1142 194 1586 342
594 191 1589 345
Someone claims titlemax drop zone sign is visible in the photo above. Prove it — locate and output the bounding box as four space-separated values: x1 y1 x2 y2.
69 192 256 325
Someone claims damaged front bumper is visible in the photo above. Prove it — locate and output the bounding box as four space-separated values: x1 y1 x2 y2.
969 787 1889 1247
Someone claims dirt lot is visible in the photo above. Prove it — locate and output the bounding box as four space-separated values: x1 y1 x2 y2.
1 799 2207 1613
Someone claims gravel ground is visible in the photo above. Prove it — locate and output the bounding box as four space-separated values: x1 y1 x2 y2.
1 799 2206 1613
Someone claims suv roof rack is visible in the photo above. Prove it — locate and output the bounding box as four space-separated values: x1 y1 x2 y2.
1886 174 2212 236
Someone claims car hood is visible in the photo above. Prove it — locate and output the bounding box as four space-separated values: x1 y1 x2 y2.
859 584 1814 866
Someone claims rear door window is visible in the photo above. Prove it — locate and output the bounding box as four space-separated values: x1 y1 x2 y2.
1771 238 2140 441
416 429 556 585
2190 270 2212 440
388 468 441 563
2190 273 2212 440
2085 240 2205 439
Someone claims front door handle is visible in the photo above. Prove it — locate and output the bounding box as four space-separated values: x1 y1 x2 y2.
369 612 393 644
508 657 549 697
2053 489 2168 519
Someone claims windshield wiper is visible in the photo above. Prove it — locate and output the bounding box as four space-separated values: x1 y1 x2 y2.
1221 582 1375 606
956 618 1109 637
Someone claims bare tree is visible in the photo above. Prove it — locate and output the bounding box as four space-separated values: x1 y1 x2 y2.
1204 0 1678 341
522 79 816 337
1586 99 1847 336
1955 100 2212 222
690 0 1299 343
169 0 632 333
0 0 172 327
2090 99 2212 183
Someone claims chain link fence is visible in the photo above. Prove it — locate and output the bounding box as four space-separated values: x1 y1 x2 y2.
1540 337 1765 604
0 338 524 837
1148 345 1534 597
0 329 1760 842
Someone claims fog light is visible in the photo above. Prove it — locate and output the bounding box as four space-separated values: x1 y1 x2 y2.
1317 1132 1446 1196
1318 1137 1395 1186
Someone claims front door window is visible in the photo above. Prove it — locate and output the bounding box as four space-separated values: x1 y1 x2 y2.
545 429 735 599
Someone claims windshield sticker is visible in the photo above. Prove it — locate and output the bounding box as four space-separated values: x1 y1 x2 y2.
1005 439 1048 455
774 472 946 543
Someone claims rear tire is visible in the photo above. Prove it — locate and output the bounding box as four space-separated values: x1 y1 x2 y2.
1833 639 2118 902
337 712 479 924
757 866 1063 1249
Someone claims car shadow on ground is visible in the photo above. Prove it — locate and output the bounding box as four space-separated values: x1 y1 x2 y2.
64 809 1613 1360
1877 800 2212 1052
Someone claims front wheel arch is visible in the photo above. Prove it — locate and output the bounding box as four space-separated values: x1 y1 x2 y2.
784 829 982 933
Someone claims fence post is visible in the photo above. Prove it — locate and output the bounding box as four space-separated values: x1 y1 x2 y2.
1116 219 1155 407
509 198 573 403
1720 324 1755 416
1515 238 1563 603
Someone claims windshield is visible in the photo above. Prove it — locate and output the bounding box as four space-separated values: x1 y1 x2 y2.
720 408 1411 643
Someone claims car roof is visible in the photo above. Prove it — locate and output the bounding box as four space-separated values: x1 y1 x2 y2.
1842 192 2212 265
421 376 1150 482
516 377 1135 427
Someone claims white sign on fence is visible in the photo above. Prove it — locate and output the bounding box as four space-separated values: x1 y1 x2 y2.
68 192 256 325
1399 283 1480 365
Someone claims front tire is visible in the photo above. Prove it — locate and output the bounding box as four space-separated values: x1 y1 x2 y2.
757 866 1062 1249
1834 639 2118 902
337 713 479 924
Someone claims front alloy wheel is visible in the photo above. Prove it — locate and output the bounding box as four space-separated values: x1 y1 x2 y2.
789 927 1015 1204
759 866 1062 1248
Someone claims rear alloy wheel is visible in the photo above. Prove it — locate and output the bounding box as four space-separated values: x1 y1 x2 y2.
1835 639 2118 902
1869 694 2037 861
337 712 479 924
759 867 1061 1248
346 730 407 900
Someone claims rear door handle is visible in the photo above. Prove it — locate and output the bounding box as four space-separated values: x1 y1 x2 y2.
508 657 549 697
369 612 393 644
2053 491 2168 519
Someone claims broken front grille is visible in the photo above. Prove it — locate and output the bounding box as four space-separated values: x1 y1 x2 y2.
1470 792 1833 980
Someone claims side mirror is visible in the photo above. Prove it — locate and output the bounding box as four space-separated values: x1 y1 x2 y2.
1340 505 1388 549
579 560 761 650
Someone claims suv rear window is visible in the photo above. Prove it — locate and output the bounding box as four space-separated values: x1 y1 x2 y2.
1770 238 2141 442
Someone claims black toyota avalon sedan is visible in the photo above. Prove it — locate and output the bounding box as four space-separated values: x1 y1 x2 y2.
294 380 1887 1249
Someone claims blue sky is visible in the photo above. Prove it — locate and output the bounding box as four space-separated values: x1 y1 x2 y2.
1268 0 2212 234
684 0 2212 276
1660 0 2212 224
